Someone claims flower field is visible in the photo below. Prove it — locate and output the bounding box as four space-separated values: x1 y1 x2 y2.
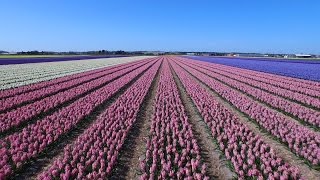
0 55 128 65
0 56 319 179
0 56 151 90
188 56 320 82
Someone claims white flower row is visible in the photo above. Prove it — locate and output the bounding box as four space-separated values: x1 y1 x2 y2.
0 56 154 90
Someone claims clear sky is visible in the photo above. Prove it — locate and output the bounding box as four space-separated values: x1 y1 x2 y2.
1 0 319 54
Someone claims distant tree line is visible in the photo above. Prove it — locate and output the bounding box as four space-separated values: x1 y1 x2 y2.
15 50 140 55
17 51 55 55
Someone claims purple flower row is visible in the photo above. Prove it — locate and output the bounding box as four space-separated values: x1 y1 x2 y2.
37 59 162 179
170 58 301 179
178 59 320 128
140 60 207 180
175 58 320 166
0 60 157 178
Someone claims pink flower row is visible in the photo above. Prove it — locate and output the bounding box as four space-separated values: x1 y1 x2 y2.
37 59 162 179
0 61 149 134
192 58 320 93
177 59 320 128
140 60 208 180
175 59 320 166
0 59 149 112
0 60 157 178
0 59 148 99
170 58 301 179
198 61 320 98
185 60 320 109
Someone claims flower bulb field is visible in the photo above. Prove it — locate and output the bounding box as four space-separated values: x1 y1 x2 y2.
0 56 319 179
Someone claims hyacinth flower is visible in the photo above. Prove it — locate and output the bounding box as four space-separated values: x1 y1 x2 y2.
177 58 320 128
174 58 320 167
140 60 208 179
170 59 302 179
0 56 150 90
0 60 158 178
36 59 161 179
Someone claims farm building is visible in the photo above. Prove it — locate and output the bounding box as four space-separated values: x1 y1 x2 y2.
295 54 312 58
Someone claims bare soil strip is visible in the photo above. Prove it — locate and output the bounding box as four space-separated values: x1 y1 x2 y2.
11 60 158 180
170 62 236 180
178 63 320 179
108 61 162 180
179 60 320 133
0 62 150 139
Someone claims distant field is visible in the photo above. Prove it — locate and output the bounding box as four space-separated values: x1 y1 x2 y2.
0 55 128 65
189 55 320 62
0 55 86 59
0 56 151 89
188 56 320 81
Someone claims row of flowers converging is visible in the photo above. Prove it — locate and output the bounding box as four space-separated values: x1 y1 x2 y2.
177 59 320 128
0 58 159 178
0 60 151 133
0 56 318 179
171 58 301 179
0 56 150 90
174 57 319 167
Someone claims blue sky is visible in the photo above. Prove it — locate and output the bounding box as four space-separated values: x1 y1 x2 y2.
1 0 319 54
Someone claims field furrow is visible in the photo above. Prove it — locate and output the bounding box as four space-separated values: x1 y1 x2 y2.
0 56 152 90
110 58 162 179
190 61 320 98
0 59 151 113
174 58 320 167
37 58 162 179
170 61 235 179
0 59 157 178
139 59 208 179
170 58 303 179
0 55 319 179
177 58 320 129
0 60 154 136
183 59 320 108
0 58 149 100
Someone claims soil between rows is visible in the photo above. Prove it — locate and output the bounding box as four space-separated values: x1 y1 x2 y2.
169 60 236 179
175 60 320 179
108 60 162 180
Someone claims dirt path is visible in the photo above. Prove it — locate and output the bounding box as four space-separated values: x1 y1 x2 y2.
170 62 236 180
108 61 162 180
180 64 320 180
13 61 159 180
